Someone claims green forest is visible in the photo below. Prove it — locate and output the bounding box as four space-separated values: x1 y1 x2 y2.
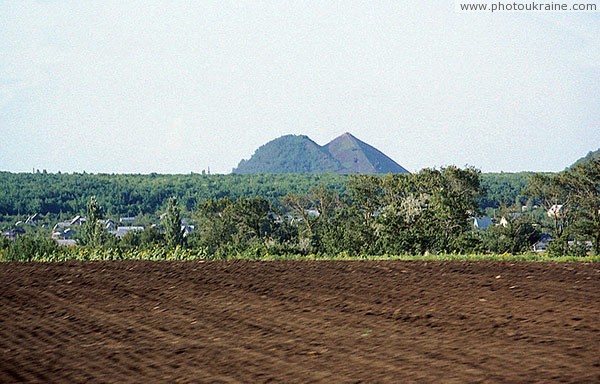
1 157 598 261
0 172 348 217
0 171 528 218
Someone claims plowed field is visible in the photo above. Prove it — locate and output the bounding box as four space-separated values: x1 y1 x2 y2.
1 260 599 383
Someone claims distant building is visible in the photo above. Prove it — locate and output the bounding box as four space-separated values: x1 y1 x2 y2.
182 224 196 237
25 213 42 225
53 221 71 231
2 227 26 241
119 217 136 224
102 219 116 232
499 213 522 227
567 240 593 249
306 209 321 218
473 217 493 230
533 234 553 252
55 239 77 246
70 215 85 226
52 227 76 240
114 226 144 238
51 216 87 240
547 204 564 218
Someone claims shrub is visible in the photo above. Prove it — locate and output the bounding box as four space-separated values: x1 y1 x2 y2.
2 236 58 262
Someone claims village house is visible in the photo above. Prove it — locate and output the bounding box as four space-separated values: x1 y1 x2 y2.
48 214 195 242
499 213 522 228
101 219 116 232
56 239 77 246
53 221 72 232
2 227 26 241
567 240 593 250
113 226 145 238
25 213 42 225
53 227 76 240
181 222 196 237
473 217 493 230
306 209 321 217
52 216 86 240
70 215 86 226
547 204 564 218
533 234 553 252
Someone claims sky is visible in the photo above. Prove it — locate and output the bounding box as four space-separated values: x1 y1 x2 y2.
1 1 598 174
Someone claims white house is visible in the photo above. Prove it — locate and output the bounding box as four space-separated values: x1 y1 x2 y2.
547 204 564 218
306 209 320 217
499 213 522 227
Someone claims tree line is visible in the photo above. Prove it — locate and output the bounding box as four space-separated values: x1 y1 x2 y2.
1 157 598 260
0 172 347 218
1 170 533 220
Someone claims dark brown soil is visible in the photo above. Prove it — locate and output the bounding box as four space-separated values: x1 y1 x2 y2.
0 260 599 383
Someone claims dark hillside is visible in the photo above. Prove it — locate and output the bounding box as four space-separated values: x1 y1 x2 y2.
325 133 409 174
232 135 343 174
570 148 599 169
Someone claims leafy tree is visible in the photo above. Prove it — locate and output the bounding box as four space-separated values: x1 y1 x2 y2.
0 172 348 220
196 198 236 255
3 235 58 262
570 148 600 169
282 186 349 253
139 225 165 248
345 167 482 255
526 156 599 255
427 166 482 252
195 197 275 256
527 173 570 241
346 175 385 254
479 215 540 254
119 230 142 249
164 197 184 249
558 157 600 254
80 196 108 247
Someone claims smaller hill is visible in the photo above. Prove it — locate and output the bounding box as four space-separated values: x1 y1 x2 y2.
232 135 343 174
570 149 600 169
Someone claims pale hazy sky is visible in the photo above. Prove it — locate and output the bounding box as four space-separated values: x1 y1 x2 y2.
1 1 598 174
